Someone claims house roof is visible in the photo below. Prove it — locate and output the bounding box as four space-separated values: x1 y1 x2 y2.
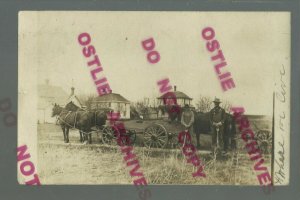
157 91 193 100
38 84 69 109
93 93 130 103
67 95 83 108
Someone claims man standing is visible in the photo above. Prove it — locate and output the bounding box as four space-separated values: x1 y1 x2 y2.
209 98 226 154
181 104 195 135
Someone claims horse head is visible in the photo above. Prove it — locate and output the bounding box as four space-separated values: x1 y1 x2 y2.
95 108 113 127
65 101 80 111
52 103 63 117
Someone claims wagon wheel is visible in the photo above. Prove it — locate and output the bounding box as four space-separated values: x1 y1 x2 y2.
101 126 117 145
144 123 168 148
167 133 180 149
256 130 272 154
115 129 137 146
126 129 137 145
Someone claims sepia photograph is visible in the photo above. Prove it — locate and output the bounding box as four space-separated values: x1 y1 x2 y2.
18 11 290 186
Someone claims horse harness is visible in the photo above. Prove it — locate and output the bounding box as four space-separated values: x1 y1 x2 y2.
57 109 106 135
58 110 78 129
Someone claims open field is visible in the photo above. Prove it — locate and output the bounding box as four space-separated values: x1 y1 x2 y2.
37 119 271 185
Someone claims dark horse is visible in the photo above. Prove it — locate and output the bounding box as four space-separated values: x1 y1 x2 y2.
51 103 108 144
64 102 85 142
193 111 237 150
65 101 83 112
165 106 236 150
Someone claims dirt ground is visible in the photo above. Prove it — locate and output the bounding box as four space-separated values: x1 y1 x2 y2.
37 122 271 185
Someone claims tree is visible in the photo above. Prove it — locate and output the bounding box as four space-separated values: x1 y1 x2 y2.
195 95 232 113
222 100 232 113
196 95 212 113
78 93 97 110
151 97 160 108
131 100 148 116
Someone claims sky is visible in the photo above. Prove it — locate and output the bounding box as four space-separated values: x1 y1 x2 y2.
21 11 290 115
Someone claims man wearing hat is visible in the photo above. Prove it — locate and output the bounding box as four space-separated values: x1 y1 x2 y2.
209 98 226 153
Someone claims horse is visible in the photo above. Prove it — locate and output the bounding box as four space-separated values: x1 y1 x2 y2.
64 101 85 142
223 113 237 150
65 101 84 112
158 104 236 151
51 104 109 144
192 111 236 151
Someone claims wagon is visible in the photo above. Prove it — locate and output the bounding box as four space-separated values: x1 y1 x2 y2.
255 129 273 154
100 125 137 146
99 119 186 148
60 102 186 147
142 121 186 148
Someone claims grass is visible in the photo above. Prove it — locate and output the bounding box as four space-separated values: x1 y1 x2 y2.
136 149 260 185
37 123 271 185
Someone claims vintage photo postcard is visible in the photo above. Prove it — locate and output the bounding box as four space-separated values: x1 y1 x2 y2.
18 11 290 187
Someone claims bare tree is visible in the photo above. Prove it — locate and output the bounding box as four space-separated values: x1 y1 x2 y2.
131 99 148 116
196 95 232 113
196 95 212 113
222 100 232 113
78 93 97 110
151 97 160 108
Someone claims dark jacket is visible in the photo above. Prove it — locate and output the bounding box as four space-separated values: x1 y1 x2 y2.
209 107 225 125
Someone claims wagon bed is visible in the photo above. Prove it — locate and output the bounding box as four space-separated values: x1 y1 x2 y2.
123 119 186 134
121 119 187 148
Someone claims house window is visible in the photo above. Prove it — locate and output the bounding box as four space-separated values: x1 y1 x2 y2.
108 102 111 107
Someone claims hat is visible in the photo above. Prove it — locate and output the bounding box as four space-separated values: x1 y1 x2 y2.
213 97 221 103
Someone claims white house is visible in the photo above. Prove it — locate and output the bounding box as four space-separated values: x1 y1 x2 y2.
90 93 131 119
37 80 69 123
38 79 84 123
